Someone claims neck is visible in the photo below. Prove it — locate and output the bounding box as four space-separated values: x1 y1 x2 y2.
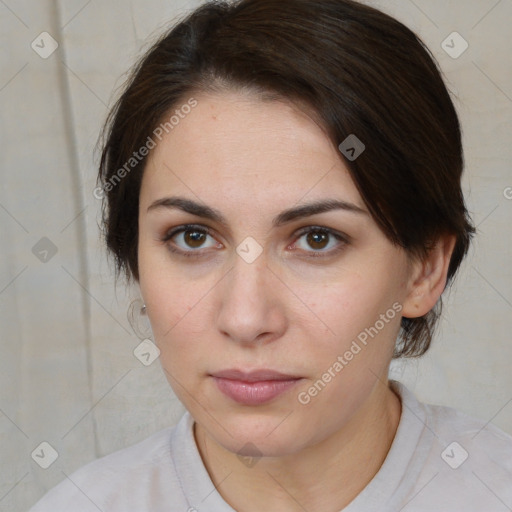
194 380 401 512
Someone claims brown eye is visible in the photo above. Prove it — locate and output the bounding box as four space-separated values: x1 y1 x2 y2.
306 231 329 250
184 230 207 248
291 226 348 257
162 224 221 257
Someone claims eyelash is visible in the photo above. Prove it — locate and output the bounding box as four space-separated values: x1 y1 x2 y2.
160 224 349 259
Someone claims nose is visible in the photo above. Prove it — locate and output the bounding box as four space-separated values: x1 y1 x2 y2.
215 252 288 346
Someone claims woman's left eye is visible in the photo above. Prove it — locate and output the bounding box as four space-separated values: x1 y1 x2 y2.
290 227 347 256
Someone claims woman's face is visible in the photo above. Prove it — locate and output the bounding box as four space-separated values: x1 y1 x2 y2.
138 90 414 457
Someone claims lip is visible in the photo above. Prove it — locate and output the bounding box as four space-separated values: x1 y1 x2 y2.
210 369 303 405
211 369 302 382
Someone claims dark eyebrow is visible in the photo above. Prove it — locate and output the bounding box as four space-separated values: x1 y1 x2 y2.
274 199 367 226
147 196 367 227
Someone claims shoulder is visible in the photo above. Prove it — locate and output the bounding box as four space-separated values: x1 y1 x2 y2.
425 401 512 509
393 381 512 509
28 419 187 512
425 397 512 471
393 380 512 466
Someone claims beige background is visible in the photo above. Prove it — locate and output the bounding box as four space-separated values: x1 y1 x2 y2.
0 0 511 510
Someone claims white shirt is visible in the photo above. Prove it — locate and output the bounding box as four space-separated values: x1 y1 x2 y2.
28 381 512 511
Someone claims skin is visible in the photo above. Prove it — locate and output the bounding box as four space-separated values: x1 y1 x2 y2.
137 90 455 511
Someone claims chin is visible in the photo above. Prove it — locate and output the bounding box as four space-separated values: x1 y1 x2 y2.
202 411 312 458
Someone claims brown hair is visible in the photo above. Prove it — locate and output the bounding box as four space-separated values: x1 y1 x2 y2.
97 0 475 358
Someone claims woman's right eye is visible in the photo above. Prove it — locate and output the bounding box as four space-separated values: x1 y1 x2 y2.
161 225 223 257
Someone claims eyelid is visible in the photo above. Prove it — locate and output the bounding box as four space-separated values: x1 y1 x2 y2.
289 225 349 257
161 224 221 258
293 225 350 243
161 223 213 241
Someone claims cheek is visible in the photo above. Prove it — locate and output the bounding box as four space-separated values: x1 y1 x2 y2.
144 280 209 344
145 295 212 401
287 261 404 395
293 273 401 424
139 265 218 381
138 235 210 331
292 263 400 342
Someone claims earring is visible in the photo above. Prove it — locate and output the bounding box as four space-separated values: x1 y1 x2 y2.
127 298 152 340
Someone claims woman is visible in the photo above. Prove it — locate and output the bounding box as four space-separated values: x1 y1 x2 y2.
29 0 512 510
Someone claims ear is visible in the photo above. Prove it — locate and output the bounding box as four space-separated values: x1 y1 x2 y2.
401 234 457 318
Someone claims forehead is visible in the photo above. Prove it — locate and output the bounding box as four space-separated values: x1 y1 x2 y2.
140 91 364 211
